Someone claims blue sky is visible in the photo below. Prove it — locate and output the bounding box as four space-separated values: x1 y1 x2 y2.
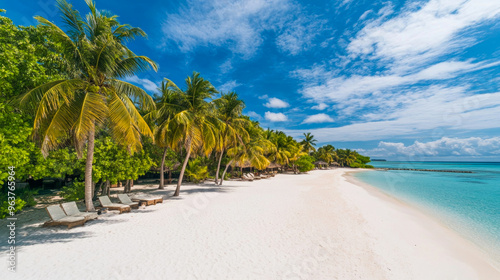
4 0 500 161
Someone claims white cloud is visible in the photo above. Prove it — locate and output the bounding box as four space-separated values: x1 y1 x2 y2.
303 113 334 124
218 80 241 92
264 97 290 108
296 60 496 104
311 103 329 110
161 0 322 57
246 111 262 120
284 87 500 142
123 75 158 92
265 112 288 122
348 0 500 69
367 137 500 158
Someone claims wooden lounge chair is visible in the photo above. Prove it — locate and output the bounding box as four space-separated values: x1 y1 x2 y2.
61 201 98 221
117 194 139 209
241 174 253 181
130 195 163 206
98 196 131 214
44 205 86 229
248 173 261 180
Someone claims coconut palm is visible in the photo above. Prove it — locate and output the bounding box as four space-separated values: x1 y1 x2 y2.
338 149 357 167
147 79 184 189
155 72 220 196
222 121 272 184
213 92 249 185
300 132 317 154
17 0 157 210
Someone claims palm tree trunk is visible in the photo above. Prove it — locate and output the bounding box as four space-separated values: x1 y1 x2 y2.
159 147 168 189
174 143 192 197
215 148 224 185
220 159 233 185
84 126 95 211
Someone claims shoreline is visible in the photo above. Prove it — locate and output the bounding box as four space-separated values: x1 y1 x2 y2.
1 169 499 279
342 169 500 277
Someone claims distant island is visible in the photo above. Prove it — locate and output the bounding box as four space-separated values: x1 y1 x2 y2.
371 159 387 161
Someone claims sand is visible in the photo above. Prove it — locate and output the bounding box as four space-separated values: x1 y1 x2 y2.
1 169 499 279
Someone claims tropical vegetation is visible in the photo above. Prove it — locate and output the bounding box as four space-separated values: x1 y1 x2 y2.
0 1 373 218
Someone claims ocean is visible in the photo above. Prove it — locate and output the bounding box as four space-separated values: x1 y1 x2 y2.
353 161 500 263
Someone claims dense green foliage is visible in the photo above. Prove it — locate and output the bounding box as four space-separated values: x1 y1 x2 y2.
295 155 316 172
185 158 209 183
60 181 85 201
0 2 374 218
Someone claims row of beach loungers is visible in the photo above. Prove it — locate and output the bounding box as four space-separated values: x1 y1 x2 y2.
43 194 163 229
241 171 277 181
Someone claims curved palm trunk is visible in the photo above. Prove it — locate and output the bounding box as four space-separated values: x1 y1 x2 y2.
85 127 96 211
174 143 192 197
214 148 224 185
159 147 168 189
220 159 233 186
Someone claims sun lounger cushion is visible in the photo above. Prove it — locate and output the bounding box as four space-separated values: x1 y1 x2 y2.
61 202 98 220
98 196 129 208
46 205 68 220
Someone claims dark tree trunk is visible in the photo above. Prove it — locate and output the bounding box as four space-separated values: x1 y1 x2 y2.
159 147 168 189
84 126 95 211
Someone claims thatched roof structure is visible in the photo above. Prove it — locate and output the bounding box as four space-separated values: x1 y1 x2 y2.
266 162 282 169
314 160 328 166
331 162 340 166
233 160 252 168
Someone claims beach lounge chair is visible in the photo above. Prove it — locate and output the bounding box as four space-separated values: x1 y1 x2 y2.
61 201 98 221
117 194 139 209
98 196 131 214
129 195 163 206
44 205 86 229
249 173 261 180
241 174 253 181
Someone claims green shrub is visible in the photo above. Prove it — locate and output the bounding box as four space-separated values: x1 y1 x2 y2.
0 198 27 219
60 181 85 201
185 158 209 183
296 155 315 172
17 188 39 207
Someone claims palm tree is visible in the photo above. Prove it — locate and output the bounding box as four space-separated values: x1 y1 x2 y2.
338 149 357 167
17 0 157 211
222 120 272 184
213 92 249 185
147 79 183 189
155 72 220 196
300 132 317 154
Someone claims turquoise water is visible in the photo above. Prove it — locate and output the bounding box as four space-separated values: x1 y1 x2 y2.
354 161 500 262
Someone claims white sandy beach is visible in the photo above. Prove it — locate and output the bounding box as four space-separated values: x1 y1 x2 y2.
1 169 499 279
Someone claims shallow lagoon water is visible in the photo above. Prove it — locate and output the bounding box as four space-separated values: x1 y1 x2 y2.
354 161 500 263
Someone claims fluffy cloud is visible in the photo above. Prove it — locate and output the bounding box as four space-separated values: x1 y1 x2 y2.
364 137 500 158
303 113 334 124
283 88 500 141
265 112 288 122
348 0 500 69
264 97 290 108
123 75 158 92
